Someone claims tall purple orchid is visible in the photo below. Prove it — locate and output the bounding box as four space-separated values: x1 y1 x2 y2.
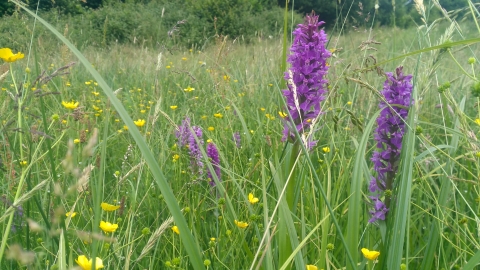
188 126 204 177
282 12 331 143
369 66 413 223
175 117 191 148
206 142 221 186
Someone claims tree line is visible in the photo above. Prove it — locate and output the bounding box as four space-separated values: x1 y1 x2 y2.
0 0 471 48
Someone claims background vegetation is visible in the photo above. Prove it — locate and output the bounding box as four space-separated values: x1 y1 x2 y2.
0 0 472 50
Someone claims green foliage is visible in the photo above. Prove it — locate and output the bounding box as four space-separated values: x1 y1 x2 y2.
0 0 301 49
0 1 15 16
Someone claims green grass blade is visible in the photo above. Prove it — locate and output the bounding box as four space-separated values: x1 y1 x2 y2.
10 2 206 269
269 156 306 270
463 248 480 270
420 97 464 270
57 230 66 270
346 109 381 270
385 77 417 270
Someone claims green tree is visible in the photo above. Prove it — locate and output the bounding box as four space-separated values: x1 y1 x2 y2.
0 1 15 16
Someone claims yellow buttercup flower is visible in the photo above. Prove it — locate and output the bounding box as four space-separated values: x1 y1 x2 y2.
75 255 104 270
172 154 180 162
62 100 79 110
234 220 248 229
361 248 380 261
208 126 215 131
265 114 275 120
475 118 480 126
322 147 330 153
170 105 178 110
74 139 81 144
100 202 120 211
278 111 287 118
66 212 77 218
134 119 146 127
184 86 195 92
306 265 318 270
100 221 119 233
248 193 259 204
214 113 223 118
0 48 24 63
172 225 180 235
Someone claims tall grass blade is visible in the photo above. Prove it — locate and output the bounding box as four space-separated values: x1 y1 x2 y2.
346 109 381 270
10 2 206 269
463 248 480 270
420 97 464 270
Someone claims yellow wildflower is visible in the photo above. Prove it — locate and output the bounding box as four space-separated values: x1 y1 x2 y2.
248 193 259 204
134 119 146 127
0 48 24 62
201 115 208 120
223 75 230 81
214 113 223 119
208 126 215 131
278 111 287 118
234 220 248 229
66 212 77 218
74 139 81 144
475 118 480 126
322 147 330 153
100 202 120 211
172 225 180 235
172 154 180 162
85 81 91 85
62 100 79 110
170 105 178 110
99 221 119 233
75 255 104 270
184 86 195 92
306 265 318 270
19 160 27 166
361 248 380 261
347 101 352 105
182 57 187 61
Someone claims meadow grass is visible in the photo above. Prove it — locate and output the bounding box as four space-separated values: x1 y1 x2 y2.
1 1 480 269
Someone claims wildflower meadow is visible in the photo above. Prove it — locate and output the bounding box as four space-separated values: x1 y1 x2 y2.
1 0 480 269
